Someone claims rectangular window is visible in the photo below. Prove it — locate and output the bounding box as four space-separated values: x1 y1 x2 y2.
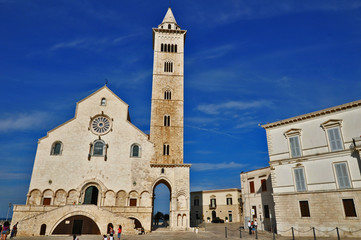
264 205 270 218
327 127 343 151
289 136 301 157
299 201 310 217
335 162 351 189
226 198 232 205
250 181 255 193
343 199 357 217
129 199 137 206
194 199 199 206
294 168 306 192
210 199 216 208
261 179 267 192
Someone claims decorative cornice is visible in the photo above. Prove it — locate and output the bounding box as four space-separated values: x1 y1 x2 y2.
150 163 191 168
262 99 361 129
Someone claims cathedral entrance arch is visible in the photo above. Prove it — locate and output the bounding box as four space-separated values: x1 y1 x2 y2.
152 178 172 230
83 186 99 205
52 215 100 235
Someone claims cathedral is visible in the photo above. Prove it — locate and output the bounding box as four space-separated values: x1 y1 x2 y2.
12 8 190 236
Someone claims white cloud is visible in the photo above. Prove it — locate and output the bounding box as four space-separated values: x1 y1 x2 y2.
50 34 139 51
0 171 31 180
197 100 272 115
0 112 50 132
191 161 247 171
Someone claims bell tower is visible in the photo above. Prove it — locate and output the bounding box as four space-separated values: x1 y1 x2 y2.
150 8 187 164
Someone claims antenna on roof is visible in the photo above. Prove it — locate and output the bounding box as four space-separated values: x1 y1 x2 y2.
105 78 108 86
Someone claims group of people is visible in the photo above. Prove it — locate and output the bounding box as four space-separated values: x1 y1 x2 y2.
103 225 122 240
247 219 258 234
0 221 18 240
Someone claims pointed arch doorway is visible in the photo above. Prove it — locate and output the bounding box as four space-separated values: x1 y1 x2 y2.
152 179 171 231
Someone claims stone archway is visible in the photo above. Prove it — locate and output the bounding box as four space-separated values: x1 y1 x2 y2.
52 215 100 235
152 178 172 230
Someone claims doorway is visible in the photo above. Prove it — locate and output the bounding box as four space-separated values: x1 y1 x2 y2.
84 186 99 205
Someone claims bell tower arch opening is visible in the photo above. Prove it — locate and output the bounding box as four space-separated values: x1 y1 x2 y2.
152 179 171 230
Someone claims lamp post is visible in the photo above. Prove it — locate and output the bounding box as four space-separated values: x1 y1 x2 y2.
6 202 12 221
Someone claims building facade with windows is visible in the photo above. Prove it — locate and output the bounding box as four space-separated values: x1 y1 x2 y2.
262 100 361 238
190 189 242 226
240 167 276 232
12 8 191 236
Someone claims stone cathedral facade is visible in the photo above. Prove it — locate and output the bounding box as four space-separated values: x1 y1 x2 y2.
12 8 190 236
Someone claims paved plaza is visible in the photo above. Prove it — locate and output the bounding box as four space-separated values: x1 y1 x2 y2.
11 223 347 240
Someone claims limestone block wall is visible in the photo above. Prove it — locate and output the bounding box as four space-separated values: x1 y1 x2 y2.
274 190 361 238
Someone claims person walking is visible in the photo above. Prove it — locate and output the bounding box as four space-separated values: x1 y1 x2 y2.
109 227 114 240
1 221 10 240
248 220 252 234
117 225 122 239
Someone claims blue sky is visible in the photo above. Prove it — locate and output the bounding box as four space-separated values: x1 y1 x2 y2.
1 0 361 217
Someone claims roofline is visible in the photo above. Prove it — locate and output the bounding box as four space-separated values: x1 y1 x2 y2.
262 99 361 129
240 166 270 174
191 188 241 194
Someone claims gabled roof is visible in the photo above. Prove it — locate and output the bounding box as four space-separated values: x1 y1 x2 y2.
162 8 177 24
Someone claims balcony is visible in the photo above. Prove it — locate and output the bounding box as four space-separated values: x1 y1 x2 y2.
209 204 217 209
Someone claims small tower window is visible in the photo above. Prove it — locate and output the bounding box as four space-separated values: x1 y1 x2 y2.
161 44 164 52
168 24 171 29
164 61 173 72
51 141 63 155
131 144 141 157
101 98 106 106
175 45 177 53
163 144 170 155
171 44 174 52
164 90 171 100
161 168 165 174
164 115 170 126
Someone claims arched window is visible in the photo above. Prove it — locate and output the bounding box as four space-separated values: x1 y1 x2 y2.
175 44 177 53
161 43 164 52
171 44 174 52
163 144 169 155
51 141 62 155
168 44 171 52
164 90 171 100
164 115 170 126
101 98 106 106
168 24 171 29
93 140 105 156
131 144 141 157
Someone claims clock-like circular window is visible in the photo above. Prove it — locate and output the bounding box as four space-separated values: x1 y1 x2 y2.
90 115 111 135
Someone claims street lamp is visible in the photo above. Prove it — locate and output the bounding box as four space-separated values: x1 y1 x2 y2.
6 202 12 221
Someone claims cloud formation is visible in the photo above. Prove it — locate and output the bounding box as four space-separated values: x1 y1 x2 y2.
197 100 272 115
191 161 247 171
0 112 50 132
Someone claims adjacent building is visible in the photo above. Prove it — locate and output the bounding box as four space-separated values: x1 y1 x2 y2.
262 100 361 238
12 8 191 236
190 188 242 226
240 167 275 231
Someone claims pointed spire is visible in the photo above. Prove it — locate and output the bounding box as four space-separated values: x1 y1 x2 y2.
162 8 177 24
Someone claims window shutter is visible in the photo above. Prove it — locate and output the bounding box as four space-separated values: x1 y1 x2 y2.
335 163 351 189
328 128 342 151
290 136 301 157
294 168 306 192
